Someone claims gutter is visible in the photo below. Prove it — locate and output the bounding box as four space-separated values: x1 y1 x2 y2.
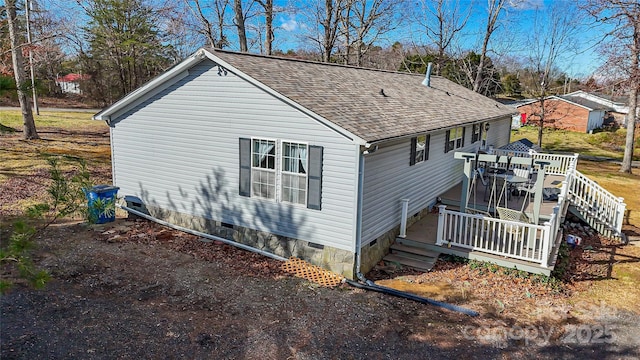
366 113 515 147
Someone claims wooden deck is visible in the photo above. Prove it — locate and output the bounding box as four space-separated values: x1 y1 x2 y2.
438 174 566 222
400 174 567 276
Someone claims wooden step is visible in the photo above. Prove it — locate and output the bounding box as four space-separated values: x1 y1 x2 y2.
383 253 436 272
390 243 440 258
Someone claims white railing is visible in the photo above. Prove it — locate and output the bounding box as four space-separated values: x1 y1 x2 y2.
492 149 578 175
567 169 626 235
436 205 553 267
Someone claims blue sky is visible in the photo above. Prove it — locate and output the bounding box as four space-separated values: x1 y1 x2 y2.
272 0 609 79
49 0 609 79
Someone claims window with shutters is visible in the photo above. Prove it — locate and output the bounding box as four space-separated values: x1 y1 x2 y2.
281 141 307 206
445 126 465 153
410 134 430 166
251 138 276 199
472 124 481 143
241 138 322 209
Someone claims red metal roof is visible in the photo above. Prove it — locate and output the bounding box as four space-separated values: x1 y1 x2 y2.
56 73 90 82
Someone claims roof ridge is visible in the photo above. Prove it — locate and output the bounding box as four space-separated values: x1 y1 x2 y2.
207 47 428 78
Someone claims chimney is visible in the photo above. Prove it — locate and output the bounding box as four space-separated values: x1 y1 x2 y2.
422 62 433 87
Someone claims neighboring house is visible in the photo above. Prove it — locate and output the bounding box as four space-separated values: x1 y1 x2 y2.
566 90 639 126
93 48 517 279
495 99 530 129
516 95 609 133
56 73 89 94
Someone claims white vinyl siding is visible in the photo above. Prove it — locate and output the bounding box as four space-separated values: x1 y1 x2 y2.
360 117 512 245
110 60 358 251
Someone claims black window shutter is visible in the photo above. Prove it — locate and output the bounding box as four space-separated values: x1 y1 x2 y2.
478 123 483 143
425 134 430 160
444 130 451 153
461 126 466 147
410 137 417 166
307 145 323 210
239 138 251 197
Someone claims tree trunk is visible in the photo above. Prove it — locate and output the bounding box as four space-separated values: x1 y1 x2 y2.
7 0 39 140
263 0 273 55
537 98 545 147
234 0 248 52
472 41 488 93
621 86 637 173
620 16 639 174
472 0 504 93
322 0 334 62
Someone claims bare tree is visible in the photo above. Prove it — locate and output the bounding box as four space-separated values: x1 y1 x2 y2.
472 0 506 93
338 0 400 66
585 0 640 173
255 0 273 54
525 1 582 147
233 0 250 52
413 0 470 75
301 0 347 62
183 0 230 48
7 0 39 139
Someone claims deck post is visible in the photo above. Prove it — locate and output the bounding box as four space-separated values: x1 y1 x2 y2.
541 220 552 268
532 163 548 224
616 197 626 234
399 198 410 238
436 205 446 245
459 155 475 213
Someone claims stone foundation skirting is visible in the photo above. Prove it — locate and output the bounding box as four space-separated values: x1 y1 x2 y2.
146 206 356 279
359 206 432 274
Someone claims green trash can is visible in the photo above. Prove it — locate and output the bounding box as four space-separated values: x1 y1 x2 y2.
86 185 119 224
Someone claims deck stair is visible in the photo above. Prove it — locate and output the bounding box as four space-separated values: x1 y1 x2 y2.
382 241 440 272
566 169 626 241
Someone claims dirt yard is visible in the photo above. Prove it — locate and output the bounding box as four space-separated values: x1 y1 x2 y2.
2 111 640 359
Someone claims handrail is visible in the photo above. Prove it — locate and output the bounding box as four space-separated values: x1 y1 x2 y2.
437 206 552 265
491 149 578 175
567 169 626 234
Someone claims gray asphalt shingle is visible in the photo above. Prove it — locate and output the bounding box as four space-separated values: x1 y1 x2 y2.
211 49 516 143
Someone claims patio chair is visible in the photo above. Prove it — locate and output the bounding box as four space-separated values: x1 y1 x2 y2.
496 206 531 240
512 167 534 196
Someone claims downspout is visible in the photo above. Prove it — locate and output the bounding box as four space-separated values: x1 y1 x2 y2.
354 147 368 282
351 146 478 317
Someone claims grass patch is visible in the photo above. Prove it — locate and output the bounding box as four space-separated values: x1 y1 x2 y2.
571 243 640 314
511 125 640 160
0 110 109 179
577 161 640 226
0 110 101 130
0 123 17 133
1 110 111 216
511 125 640 226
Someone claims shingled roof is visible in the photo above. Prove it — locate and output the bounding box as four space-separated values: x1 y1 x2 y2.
561 95 613 111
210 49 516 143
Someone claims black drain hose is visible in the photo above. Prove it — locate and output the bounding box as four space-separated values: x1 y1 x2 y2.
345 279 479 317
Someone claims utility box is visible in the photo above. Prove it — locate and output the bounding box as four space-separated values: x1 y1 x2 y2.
123 195 149 218
86 185 119 224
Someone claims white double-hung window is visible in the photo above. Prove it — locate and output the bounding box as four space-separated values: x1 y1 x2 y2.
281 141 308 206
240 138 322 210
251 138 276 199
